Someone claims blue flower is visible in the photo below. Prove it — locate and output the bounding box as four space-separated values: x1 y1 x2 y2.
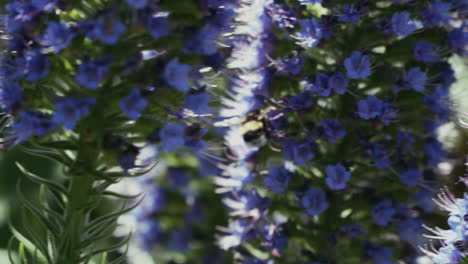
371 200 395 226
424 85 451 120
399 67 427 92
0 57 26 81
164 58 192 93
391 11 419 37
75 57 111 90
53 97 96 130
424 140 446 168
340 223 363 238
367 245 394 264
422 0 452 27
396 131 415 151
298 0 322 4
327 71 348 95
264 167 291 194
286 91 313 110
184 92 211 114
276 55 305 76
301 188 329 216
41 21 74 53
169 227 192 253
449 26 468 56
368 143 392 169
184 24 221 55
138 220 161 251
125 0 148 9
13 111 55 143
0 82 22 113
412 189 434 213
357 96 383 120
414 41 440 62
92 15 126 45
399 169 422 187
325 164 351 190
159 123 185 152
308 73 332 97
339 5 361 24
24 49 49 81
119 88 148 120
344 51 371 79
293 142 315 165
167 167 190 187
292 18 323 48
320 119 346 143
379 102 398 126
146 12 170 39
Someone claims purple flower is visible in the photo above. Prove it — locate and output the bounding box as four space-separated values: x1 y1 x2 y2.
327 71 348 94
424 85 451 120
391 11 419 37
276 55 305 76
449 26 468 56
286 91 313 110
412 189 434 212
167 167 190 187
399 169 422 187
0 82 22 113
75 57 111 89
396 218 424 248
368 143 392 169
24 49 49 81
146 12 170 39
344 51 371 79
320 119 346 143
371 200 395 226
367 245 394 264
357 96 383 120
125 0 148 9
138 220 161 251
159 123 185 152
397 67 427 92
0 57 26 81
164 58 192 93
340 224 364 238
422 0 452 26
396 131 415 151
53 97 96 130
292 18 323 47
41 22 74 53
169 227 192 253
301 188 329 216
298 0 322 4
13 111 55 143
414 41 440 62
119 88 148 120
264 167 291 194
184 92 211 114
184 24 221 55
293 142 315 165
339 5 361 24
308 73 332 97
379 102 397 126
325 164 351 190
267 4 296 29
424 140 446 168
92 15 126 45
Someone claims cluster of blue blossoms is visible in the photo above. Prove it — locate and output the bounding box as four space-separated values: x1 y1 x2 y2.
0 0 467 263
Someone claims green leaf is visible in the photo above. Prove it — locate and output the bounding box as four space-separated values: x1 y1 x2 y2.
8 224 48 263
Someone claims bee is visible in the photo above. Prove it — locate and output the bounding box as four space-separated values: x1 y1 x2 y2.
216 106 283 148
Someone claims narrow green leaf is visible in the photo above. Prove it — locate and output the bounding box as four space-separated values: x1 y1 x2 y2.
9 224 47 263
15 162 68 196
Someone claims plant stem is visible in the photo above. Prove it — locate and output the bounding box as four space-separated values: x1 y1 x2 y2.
57 131 100 264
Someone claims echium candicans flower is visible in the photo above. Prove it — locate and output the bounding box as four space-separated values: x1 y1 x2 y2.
41 21 75 53
53 97 96 130
421 187 468 263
